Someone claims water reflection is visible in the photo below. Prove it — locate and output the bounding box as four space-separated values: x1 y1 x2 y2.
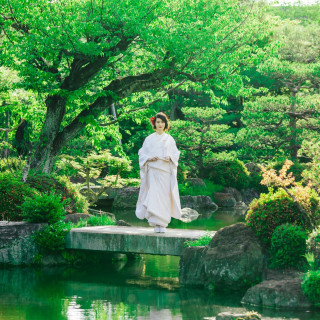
0 254 319 320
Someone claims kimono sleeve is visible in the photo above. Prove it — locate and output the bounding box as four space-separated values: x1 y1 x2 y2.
138 137 150 169
168 136 180 167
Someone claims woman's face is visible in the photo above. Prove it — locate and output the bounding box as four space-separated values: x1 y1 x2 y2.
155 118 165 130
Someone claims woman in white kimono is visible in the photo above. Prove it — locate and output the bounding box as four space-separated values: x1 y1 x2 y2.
135 112 182 233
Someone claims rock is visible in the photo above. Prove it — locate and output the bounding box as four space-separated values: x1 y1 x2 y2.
241 277 312 309
116 220 131 226
180 195 218 210
88 208 116 220
216 311 261 320
63 213 93 223
179 246 207 286
179 223 265 291
0 222 47 266
213 192 237 207
112 187 140 209
180 208 200 223
185 178 206 188
245 162 261 174
240 188 261 206
222 187 243 202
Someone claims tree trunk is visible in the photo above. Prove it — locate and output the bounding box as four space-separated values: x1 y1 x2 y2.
4 110 9 158
29 95 67 174
288 92 299 159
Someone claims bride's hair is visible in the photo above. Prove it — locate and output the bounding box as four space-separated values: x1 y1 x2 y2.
152 112 170 130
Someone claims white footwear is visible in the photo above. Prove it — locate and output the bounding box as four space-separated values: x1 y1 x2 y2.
154 226 160 233
159 227 166 233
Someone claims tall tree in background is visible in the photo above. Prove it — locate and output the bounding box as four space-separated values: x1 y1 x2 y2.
237 22 320 161
170 107 235 177
0 0 275 176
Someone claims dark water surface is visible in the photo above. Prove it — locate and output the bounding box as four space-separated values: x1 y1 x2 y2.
1 208 319 319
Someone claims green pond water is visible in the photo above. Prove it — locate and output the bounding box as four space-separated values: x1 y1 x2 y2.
0 208 319 320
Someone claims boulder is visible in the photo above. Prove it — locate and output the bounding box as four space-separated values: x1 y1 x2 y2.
180 195 218 210
180 208 200 223
116 220 131 226
222 187 243 202
213 192 237 207
240 188 261 206
112 187 139 209
216 311 261 320
179 223 265 291
184 178 206 188
179 246 207 286
63 213 93 223
88 208 116 220
241 278 311 309
0 222 47 266
245 162 261 174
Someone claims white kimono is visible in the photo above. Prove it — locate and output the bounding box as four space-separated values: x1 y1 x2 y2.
135 132 182 227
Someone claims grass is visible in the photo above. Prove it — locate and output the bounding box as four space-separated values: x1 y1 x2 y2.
184 231 215 247
65 214 116 229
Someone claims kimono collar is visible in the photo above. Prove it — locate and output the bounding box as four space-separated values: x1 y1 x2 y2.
154 131 166 136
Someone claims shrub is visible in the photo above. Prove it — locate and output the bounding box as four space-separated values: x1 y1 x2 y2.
301 271 320 306
246 188 313 246
178 178 224 198
20 192 68 224
268 158 306 182
184 231 215 247
26 174 89 213
68 215 116 228
0 172 36 221
269 223 308 270
208 159 250 190
31 221 72 252
0 157 25 173
248 171 268 193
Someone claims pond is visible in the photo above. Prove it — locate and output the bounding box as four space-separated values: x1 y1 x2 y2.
0 207 319 320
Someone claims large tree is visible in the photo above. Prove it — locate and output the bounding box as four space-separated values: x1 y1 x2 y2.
0 0 275 175
237 22 320 161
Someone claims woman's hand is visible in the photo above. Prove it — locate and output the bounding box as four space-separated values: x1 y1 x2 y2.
148 156 159 162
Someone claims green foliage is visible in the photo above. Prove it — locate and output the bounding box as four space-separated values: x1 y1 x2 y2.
299 139 320 195
246 188 311 246
268 158 306 182
301 271 320 306
0 157 25 173
178 179 223 198
269 223 308 270
57 150 131 206
67 215 116 228
184 231 215 247
26 174 89 214
20 192 68 224
248 170 268 193
170 108 235 177
0 172 36 221
208 159 250 190
31 222 72 252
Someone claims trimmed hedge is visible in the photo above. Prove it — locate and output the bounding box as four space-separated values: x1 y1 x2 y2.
208 159 250 190
246 188 314 246
302 271 320 306
0 172 36 221
269 223 308 270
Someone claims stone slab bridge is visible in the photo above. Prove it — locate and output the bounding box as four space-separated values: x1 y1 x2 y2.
65 226 214 256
